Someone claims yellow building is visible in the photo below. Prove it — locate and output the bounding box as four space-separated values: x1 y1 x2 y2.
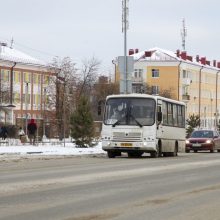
115 47 220 129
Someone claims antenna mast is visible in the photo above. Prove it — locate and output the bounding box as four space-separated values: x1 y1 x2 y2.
10 37 14 49
181 18 187 51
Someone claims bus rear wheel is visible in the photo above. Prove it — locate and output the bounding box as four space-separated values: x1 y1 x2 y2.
170 145 178 157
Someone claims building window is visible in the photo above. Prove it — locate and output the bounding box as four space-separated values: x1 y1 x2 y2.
1 69 9 82
152 69 159 78
23 72 31 83
134 69 143 78
183 70 191 79
44 75 50 84
182 70 187 78
13 93 21 103
13 71 21 83
33 73 37 84
152 85 159 95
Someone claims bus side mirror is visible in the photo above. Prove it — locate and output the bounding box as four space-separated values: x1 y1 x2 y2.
157 112 162 122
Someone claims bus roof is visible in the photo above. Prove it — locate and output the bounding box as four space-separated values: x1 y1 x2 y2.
106 93 185 106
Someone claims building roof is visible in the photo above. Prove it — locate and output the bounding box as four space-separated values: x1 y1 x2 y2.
0 43 47 67
132 47 178 61
131 47 220 71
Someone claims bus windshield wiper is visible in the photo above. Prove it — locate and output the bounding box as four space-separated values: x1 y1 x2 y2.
127 107 143 127
112 119 120 127
129 113 143 127
112 116 124 127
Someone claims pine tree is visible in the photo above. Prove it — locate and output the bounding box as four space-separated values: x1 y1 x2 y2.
186 114 200 137
70 96 94 147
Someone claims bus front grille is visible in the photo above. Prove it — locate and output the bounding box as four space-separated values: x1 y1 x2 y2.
112 132 142 142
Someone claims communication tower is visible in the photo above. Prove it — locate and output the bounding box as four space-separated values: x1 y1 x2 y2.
181 18 187 51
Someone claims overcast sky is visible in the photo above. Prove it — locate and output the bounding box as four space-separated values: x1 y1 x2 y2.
0 0 220 73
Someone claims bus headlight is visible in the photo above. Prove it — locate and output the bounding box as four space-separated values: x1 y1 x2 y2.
143 142 147 146
185 140 190 144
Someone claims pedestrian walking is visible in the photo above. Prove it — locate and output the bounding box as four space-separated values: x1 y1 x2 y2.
27 119 37 145
18 127 25 141
0 126 8 140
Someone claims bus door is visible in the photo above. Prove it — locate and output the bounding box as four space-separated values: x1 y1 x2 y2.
156 99 164 139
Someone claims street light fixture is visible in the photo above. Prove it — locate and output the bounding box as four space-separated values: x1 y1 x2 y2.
0 104 16 124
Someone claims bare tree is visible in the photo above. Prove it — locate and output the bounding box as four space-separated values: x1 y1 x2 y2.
76 57 101 99
92 75 119 120
141 83 174 99
48 56 78 139
0 81 10 103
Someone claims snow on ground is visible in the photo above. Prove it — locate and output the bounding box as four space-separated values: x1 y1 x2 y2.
0 139 106 160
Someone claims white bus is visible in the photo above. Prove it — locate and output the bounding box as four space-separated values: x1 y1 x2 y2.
101 94 186 158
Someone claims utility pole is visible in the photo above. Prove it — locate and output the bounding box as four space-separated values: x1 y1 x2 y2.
122 0 129 93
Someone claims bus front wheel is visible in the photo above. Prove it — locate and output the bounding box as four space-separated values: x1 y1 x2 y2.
150 144 162 158
107 151 116 158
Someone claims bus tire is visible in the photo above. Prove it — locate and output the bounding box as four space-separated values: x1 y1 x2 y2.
150 146 160 158
107 151 116 158
163 152 168 157
174 144 178 157
151 143 163 158
158 142 162 157
169 143 178 157
150 151 158 158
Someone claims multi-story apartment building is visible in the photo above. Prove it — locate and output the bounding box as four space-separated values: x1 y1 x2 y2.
116 47 220 129
0 42 54 131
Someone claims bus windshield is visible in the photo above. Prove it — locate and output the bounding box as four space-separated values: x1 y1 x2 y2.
104 98 156 126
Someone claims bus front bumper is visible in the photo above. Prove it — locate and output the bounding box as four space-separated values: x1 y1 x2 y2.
102 141 156 152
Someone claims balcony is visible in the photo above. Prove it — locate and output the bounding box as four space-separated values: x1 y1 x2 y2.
182 94 190 101
182 78 191 86
132 77 143 84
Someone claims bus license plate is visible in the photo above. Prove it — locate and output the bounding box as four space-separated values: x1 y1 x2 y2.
121 143 132 147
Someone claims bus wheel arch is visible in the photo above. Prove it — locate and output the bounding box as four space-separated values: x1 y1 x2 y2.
151 140 162 158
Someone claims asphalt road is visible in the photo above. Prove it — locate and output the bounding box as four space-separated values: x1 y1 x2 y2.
1 153 220 220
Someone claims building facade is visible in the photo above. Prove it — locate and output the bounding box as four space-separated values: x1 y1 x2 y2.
116 47 220 129
0 42 54 132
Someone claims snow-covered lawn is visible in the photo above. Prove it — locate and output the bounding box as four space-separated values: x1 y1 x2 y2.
0 139 105 158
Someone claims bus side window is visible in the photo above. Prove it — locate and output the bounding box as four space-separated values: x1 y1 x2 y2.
162 101 168 125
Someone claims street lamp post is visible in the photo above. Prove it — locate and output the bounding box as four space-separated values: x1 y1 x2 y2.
63 82 66 147
25 82 29 135
43 87 46 139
